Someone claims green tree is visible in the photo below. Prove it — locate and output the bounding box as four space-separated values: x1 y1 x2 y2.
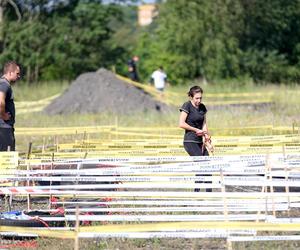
0 0 126 81
134 0 242 84
236 0 300 82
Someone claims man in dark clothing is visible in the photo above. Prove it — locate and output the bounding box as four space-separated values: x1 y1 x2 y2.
0 61 20 151
127 55 139 82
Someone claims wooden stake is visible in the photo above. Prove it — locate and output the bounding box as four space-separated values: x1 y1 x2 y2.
226 239 233 250
42 137 45 153
220 169 228 219
256 155 269 222
74 205 80 250
27 161 31 211
27 142 32 160
6 146 12 211
267 154 276 217
27 142 33 211
220 169 232 250
283 145 291 219
49 152 55 210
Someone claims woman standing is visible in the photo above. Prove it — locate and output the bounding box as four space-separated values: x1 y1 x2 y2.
179 85 212 192
179 85 211 156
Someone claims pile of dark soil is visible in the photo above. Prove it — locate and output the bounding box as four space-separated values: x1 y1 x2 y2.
44 68 171 115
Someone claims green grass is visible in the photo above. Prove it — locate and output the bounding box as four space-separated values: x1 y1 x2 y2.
14 80 300 129
13 79 300 153
13 80 69 101
10 80 300 250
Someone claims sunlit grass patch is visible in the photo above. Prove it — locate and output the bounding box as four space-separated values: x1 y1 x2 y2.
14 80 69 101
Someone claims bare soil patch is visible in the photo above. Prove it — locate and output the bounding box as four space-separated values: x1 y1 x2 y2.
44 68 172 115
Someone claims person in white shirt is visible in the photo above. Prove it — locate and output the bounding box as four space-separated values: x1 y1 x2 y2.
151 66 167 92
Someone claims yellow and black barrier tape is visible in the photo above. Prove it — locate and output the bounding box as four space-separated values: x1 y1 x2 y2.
0 226 76 239
14 125 299 137
79 221 300 233
1 221 300 239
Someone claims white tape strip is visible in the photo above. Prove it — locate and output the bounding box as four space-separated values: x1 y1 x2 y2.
267 218 300 223
40 214 273 222
2 189 300 197
8 175 300 187
228 235 300 242
14 165 300 176
21 154 300 171
0 183 222 190
0 232 38 237
52 199 299 206
45 205 289 212
20 154 269 165
3 176 300 190
78 231 256 239
5 175 217 182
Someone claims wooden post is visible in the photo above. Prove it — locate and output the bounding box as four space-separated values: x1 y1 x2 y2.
26 161 31 210
49 152 55 209
220 169 232 250
27 142 33 211
256 154 269 222
283 145 291 218
5 145 12 211
74 205 80 250
55 136 59 152
27 142 32 160
267 154 276 217
220 169 228 219
42 137 45 153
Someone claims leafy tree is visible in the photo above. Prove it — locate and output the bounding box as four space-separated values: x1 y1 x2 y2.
0 0 126 81
134 0 242 83
236 0 300 82
108 4 138 75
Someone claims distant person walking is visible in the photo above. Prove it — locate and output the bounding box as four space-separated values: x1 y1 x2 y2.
151 66 167 92
127 55 139 82
0 61 21 151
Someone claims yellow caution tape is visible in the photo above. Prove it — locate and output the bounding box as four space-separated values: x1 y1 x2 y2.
2 221 300 239
80 221 300 233
14 125 299 137
0 226 76 239
15 94 61 108
0 152 18 169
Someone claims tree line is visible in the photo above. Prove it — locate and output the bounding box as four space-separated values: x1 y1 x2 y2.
135 0 300 84
1 0 299 84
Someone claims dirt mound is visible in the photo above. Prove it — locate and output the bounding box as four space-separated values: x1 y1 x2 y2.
44 68 171 115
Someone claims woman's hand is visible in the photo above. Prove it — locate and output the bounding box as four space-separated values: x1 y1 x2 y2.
195 129 206 136
2 112 11 121
203 133 210 140
203 133 213 152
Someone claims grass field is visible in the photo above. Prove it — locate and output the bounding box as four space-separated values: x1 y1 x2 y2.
6 79 300 250
14 80 300 136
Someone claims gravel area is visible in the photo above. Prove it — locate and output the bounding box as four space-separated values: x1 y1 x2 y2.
44 68 171 115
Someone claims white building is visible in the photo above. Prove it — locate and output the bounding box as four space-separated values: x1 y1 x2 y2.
138 4 158 26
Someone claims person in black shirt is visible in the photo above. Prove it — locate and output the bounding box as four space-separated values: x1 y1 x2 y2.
179 85 212 191
127 55 139 82
179 85 212 156
0 61 21 151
